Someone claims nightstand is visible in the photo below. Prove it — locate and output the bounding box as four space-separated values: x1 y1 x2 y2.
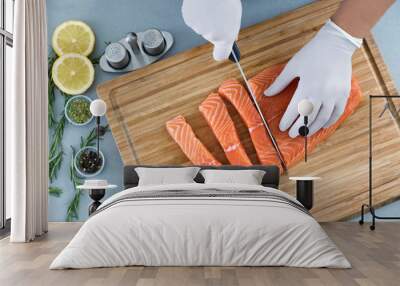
289 177 321 210
77 180 117 215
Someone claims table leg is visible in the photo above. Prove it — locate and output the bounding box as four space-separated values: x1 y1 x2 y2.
88 189 105 215
296 180 313 210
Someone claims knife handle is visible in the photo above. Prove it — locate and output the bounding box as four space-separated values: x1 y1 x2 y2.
229 42 241 63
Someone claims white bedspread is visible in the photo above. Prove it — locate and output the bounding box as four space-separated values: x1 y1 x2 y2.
50 183 350 269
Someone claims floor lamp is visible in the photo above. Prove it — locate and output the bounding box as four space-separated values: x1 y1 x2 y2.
90 99 107 166
359 95 400 230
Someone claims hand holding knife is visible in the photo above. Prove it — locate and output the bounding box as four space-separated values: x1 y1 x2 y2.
182 0 287 172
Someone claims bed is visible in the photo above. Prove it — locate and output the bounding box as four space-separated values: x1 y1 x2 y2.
50 165 350 269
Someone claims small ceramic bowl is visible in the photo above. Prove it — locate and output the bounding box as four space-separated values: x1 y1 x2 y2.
65 95 93 126
74 146 105 178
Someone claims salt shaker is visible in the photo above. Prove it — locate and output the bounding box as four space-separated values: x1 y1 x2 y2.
105 42 130 69
142 29 166 56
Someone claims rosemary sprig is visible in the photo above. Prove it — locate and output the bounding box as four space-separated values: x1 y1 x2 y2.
48 54 57 129
48 186 63 197
66 147 83 222
80 128 97 148
49 114 66 182
49 114 65 157
79 125 108 148
49 150 63 182
49 95 73 182
48 81 57 129
66 192 81 222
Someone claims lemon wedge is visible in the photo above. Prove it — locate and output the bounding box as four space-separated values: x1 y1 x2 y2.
52 20 95 56
52 53 95 95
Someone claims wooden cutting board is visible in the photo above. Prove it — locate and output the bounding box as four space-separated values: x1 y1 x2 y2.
97 0 399 221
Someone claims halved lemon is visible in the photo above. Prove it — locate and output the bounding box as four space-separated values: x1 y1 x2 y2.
52 20 95 56
52 53 95 95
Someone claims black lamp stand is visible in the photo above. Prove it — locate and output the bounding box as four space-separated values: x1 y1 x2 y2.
299 116 309 162
94 117 107 167
88 189 105 215
96 116 100 161
359 95 400 230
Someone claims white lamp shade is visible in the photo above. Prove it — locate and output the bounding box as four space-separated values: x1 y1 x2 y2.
90 99 107 117
297 99 314 116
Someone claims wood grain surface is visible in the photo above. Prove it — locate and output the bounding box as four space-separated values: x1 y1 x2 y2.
97 0 400 221
1 222 400 286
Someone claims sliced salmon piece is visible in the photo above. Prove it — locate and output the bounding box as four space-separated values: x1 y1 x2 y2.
199 93 252 166
166 115 221 166
248 63 362 169
218 80 282 168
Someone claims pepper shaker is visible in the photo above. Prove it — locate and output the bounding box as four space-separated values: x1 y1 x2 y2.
105 42 130 69
142 29 166 56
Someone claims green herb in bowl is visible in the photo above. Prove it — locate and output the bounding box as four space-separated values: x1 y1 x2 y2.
65 95 93 126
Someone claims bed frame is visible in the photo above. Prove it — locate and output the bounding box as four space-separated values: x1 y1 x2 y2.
123 165 280 189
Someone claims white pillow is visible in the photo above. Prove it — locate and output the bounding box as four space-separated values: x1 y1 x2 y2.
200 169 265 185
135 167 200 186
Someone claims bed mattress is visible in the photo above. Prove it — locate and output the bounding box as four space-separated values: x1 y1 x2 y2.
50 183 350 269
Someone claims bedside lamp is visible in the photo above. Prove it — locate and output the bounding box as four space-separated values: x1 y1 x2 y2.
298 99 314 162
90 99 107 163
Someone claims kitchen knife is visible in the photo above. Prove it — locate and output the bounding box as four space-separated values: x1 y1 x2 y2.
229 42 288 173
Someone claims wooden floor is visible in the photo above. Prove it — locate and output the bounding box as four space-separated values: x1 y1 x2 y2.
0 223 399 286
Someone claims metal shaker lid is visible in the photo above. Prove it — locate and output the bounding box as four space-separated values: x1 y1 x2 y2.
142 29 166 56
105 42 130 69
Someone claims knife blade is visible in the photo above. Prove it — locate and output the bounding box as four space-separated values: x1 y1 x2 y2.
230 43 288 173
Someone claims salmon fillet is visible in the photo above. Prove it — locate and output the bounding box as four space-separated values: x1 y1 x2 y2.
199 93 252 166
247 63 362 169
166 64 361 171
166 115 221 166
218 80 282 168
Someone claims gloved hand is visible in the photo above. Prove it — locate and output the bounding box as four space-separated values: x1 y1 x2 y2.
264 20 362 138
182 0 242 61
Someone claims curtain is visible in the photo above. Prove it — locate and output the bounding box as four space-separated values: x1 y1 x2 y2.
8 0 48 242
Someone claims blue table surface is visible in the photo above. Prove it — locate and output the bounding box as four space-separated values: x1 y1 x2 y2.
47 0 400 221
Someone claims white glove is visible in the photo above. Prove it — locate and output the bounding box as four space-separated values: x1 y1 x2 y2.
264 20 362 138
182 0 242 61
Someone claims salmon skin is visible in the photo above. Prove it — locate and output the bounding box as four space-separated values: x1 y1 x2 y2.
199 93 252 166
166 115 221 166
167 64 362 171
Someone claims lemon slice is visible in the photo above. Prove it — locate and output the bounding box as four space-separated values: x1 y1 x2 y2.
52 20 95 56
52 54 95 95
